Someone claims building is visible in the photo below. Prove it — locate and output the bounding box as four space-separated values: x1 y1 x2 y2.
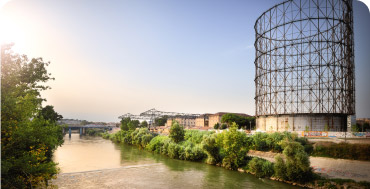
195 114 210 127
165 116 196 128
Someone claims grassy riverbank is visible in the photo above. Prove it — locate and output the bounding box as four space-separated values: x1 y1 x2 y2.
102 121 370 188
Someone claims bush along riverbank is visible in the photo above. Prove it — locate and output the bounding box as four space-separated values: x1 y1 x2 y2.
102 121 370 188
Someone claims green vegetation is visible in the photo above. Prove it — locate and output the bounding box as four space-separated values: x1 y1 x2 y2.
220 123 227 130
214 123 220 129
140 120 148 128
103 120 370 186
120 117 131 131
274 140 313 183
104 121 317 184
38 105 63 122
246 157 274 178
86 128 105 136
311 142 370 161
120 118 148 131
354 122 370 132
1 44 64 188
217 123 249 170
128 120 140 130
169 121 185 143
155 116 168 126
221 113 255 130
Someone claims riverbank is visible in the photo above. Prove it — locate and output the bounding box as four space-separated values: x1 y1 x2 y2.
101 125 370 189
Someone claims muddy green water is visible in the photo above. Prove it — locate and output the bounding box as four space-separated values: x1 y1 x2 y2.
54 134 299 188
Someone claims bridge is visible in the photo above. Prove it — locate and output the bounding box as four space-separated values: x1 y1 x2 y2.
63 124 114 137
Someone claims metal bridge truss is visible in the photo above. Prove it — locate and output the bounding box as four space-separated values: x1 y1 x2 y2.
118 108 200 126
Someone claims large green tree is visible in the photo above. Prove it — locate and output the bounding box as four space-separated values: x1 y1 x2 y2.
39 105 63 123
155 116 168 126
221 114 255 130
169 121 185 143
140 120 148 128
120 117 131 131
217 122 248 170
1 44 64 188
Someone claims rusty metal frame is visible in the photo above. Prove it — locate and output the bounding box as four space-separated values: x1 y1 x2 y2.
254 0 355 118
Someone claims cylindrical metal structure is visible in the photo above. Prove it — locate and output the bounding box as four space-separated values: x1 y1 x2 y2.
254 0 355 131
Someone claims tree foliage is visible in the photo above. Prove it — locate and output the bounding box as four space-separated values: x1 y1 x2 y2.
169 121 185 143
1 44 64 188
140 120 148 128
214 123 220 129
155 116 168 126
39 105 63 123
274 139 313 182
217 122 248 170
120 117 131 131
221 113 255 130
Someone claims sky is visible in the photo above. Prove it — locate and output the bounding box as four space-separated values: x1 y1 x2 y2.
1 0 370 122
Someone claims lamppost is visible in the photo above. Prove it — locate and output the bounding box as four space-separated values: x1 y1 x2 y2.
249 120 251 131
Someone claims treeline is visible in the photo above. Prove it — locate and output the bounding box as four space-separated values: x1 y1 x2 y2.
311 142 370 161
103 121 314 183
215 113 256 130
120 117 148 130
1 45 64 188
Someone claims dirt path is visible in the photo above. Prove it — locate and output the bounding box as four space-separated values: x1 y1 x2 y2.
248 150 370 182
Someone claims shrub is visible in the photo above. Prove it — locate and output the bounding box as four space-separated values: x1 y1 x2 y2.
184 130 214 144
86 128 104 136
265 132 284 152
214 123 220 129
274 155 287 180
251 132 268 151
168 142 180 159
312 142 370 161
274 139 313 183
221 123 227 130
201 134 221 165
130 128 155 148
146 135 168 153
248 157 274 178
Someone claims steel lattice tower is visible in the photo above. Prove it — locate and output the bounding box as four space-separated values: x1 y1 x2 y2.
254 0 355 132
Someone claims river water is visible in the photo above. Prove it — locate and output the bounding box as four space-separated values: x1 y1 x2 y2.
54 134 298 188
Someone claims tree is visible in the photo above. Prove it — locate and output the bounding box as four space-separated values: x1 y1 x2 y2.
120 117 131 131
169 121 185 143
214 123 220 129
217 122 248 170
128 120 140 130
1 44 64 188
155 116 168 126
140 120 148 128
39 105 63 123
221 113 254 129
364 122 370 132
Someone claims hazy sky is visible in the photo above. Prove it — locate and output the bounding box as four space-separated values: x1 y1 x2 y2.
1 0 369 122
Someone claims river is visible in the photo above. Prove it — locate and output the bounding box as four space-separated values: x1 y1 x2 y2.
53 133 299 188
